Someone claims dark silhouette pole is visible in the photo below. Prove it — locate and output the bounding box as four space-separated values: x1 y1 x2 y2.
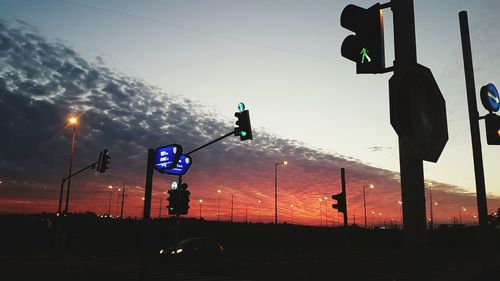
429 185 434 229
231 193 234 222
120 185 126 219
274 161 287 224
64 118 77 213
459 11 492 256
362 184 374 228
392 0 428 279
107 186 113 215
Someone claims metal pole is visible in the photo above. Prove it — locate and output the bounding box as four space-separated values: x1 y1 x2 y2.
274 163 280 224
231 194 234 222
108 188 113 215
217 192 221 221
458 10 491 254
139 148 155 280
120 185 126 219
64 123 76 213
159 197 162 218
429 187 434 229
392 1 428 279
363 186 367 228
199 201 202 219
116 191 120 218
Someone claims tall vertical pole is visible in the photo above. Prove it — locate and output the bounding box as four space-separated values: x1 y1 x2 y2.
392 0 428 279
429 187 434 229
116 191 120 217
274 163 278 224
159 197 162 218
120 185 126 219
231 194 234 222
363 187 367 228
108 188 113 215
459 11 491 256
64 123 76 213
139 148 155 280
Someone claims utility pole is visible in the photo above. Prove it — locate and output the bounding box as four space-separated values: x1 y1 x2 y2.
231 193 234 223
120 185 126 219
392 0 429 279
458 11 492 259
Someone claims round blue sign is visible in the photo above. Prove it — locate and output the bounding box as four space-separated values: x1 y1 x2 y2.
480 83 500 112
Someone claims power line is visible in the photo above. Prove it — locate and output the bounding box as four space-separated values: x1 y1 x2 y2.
56 0 339 62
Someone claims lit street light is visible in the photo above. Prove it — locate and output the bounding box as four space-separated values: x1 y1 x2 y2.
398 200 403 227
199 199 203 219
290 204 294 224
319 198 323 227
258 200 262 223
107 185 113 215
62 116 77 213
217 189 222 221
363 184 375 228
459 207 467 224
274 160 287 224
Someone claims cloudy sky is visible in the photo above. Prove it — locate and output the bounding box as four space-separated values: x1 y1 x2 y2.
0 0 499 225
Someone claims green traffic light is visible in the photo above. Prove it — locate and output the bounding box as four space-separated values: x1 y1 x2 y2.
241 131 247 137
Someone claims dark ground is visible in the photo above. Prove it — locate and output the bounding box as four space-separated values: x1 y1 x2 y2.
0 213 499 281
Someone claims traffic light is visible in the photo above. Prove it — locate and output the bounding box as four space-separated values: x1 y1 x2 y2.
167 189 179 215
234 110 253 141
178 183 190 215
341 3 385 74
98 149 110 173
332 191 346 214
485 113 500 145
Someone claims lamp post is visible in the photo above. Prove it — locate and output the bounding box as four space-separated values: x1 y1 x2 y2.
274 161 287 224
323 196 328 227
107 185 113 215
217 189 221 221
63 116 77 213
398 200 403 227
362 184 374 228
459 207 466 224
290 204 294 224
199 199 203 219
258 200 261 223
319 198 323 227
116 188 121 218
428 182 435 229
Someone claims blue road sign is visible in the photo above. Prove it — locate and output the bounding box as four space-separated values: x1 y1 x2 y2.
155 144 182 173
164 154 192 176
481 83 500 112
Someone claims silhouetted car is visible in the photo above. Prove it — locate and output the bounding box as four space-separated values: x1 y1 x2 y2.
159 237 224 260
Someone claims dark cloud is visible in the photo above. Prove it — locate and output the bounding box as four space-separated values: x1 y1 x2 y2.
0 20 498 224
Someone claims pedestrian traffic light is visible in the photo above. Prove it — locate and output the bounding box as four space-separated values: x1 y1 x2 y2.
332 191 346 213
234 110 253 141
167 189 179 215
485 113 500 145
341 3 385 74
98 149 110 173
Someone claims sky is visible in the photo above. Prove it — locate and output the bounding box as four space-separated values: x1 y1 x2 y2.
0 0 499 226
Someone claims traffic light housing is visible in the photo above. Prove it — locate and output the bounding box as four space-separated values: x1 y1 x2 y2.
332 191 346 214
167 184 190 215
485 113 500 145
98 149 110 173
234 110 253 141
167 189 179 215
341 3 385 74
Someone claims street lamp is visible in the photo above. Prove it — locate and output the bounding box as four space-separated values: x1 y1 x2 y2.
258 200 262 223
363 184 374 228
217 189 222 221
199 199 203 219
428 182 435 229
116 188 121 218
323 196 328 227
459 207 466 224
107 185 113 215
63 116 77 213
319 198 323 227
398 200 403 227
290 204 294 224
274 160 288 224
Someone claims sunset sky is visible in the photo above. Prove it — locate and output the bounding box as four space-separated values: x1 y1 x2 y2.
1 0 499 226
